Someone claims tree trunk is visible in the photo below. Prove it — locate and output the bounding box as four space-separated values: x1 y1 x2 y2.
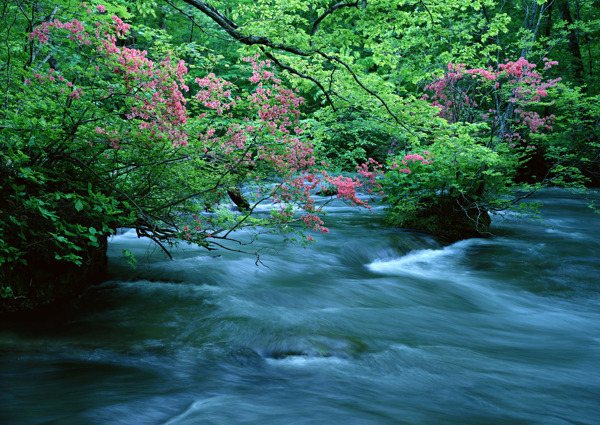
0 237 109 317
228 187 250 211
557 0 584 83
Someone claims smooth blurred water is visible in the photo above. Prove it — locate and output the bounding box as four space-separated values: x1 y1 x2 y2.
1 189 599 425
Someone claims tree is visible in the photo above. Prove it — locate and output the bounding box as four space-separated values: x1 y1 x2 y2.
0 0 378 309
2 0 598 311
383 58 565 240
167 0 599 199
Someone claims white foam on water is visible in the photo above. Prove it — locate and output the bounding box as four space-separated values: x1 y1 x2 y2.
163 396 295 425
544 227 586 239
367 239 485 278
95 279 222 297
162 397 231 425
265 353 350 368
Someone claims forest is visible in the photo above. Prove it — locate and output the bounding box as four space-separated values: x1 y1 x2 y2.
1 0 599 311
2 2 600 424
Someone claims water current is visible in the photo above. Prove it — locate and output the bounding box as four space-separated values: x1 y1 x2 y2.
1 189 599 424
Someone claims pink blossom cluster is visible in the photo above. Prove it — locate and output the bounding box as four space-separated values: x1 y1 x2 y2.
301 213 329 233
243 54 303 133
32 67 82 97
515 109 555 133
195 73 234 115
389 151 433 174
497 57 536 79
188 54 385 236
356 157 385 196
29 7 381 242
29 6 190 148
423 57 562 150
29 19 87 44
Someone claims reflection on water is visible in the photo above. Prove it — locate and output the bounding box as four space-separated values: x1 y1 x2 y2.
1 189 599 425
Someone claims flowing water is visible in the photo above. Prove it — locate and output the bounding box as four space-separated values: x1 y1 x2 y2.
1 189 599 424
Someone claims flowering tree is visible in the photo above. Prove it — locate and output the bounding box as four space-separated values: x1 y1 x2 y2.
0 2 379 305
423 58 561 149
381 58 563 240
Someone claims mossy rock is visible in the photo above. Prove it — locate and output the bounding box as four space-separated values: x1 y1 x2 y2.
317 186 338 196
398 196 491 243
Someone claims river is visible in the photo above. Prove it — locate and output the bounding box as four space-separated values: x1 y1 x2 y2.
1 189 599 424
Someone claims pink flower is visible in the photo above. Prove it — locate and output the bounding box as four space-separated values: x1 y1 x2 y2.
97 5 106 12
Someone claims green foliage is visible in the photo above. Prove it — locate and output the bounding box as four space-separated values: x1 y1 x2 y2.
144 0 598 241
533 87 600 186
121 249 138 268
382 120 520 236
307 107 398 170
2 0 379 304
1 286 14 299
0 1 224 297
1 0 599 309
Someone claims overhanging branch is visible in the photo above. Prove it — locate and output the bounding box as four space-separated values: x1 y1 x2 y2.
162 0 235 42
179 0 309 56
311 1 359 36
260 48 336 110
175 0 414 132
315 50 416 135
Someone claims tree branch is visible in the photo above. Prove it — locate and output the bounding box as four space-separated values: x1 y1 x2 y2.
162 0 235 43
315 50 416 135
311 1 359 36
177 0 414 132
260 48 336 110
179 0 309 56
